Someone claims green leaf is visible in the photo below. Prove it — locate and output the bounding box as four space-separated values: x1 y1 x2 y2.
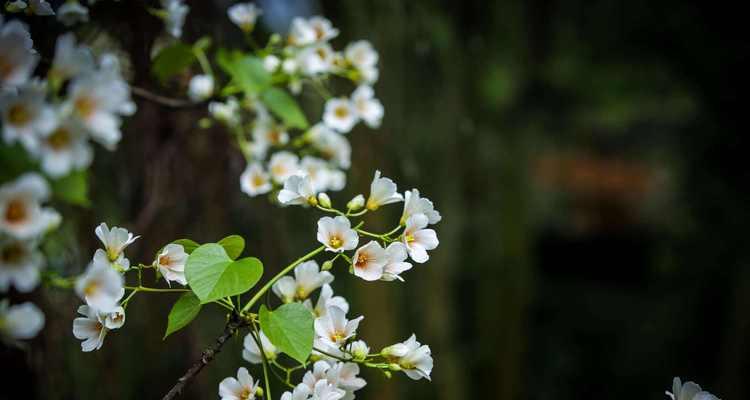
218 235 245 260
185 244 263 304
260 87 309 129
152 43 195 83
259 303 314 365
51 170 89 207
0 143 36 183
172 239 200 254
164 292 202 339
217 50 270 95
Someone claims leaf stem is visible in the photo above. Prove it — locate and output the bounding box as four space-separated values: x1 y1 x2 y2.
124 286 189 293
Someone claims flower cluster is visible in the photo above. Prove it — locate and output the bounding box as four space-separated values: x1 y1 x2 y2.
666 377 721 400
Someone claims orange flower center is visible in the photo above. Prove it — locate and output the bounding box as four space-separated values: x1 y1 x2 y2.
74 96 97 119
334 106 349 119
8 104 32 125
5 199 27 224
47 127 72 150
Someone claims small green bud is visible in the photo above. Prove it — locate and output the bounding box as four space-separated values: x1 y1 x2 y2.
321 260 334 271
347 194 365 211
198 118 213 129
388 363 402 371
255 387 264 397
318 193 332 208
383 370 392 379
269 33 282 45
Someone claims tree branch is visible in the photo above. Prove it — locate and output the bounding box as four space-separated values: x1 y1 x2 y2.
161 315 248 400
131 86 199 108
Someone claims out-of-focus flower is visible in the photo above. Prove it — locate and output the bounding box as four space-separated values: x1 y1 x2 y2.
228 3 262 32
57 1 89 26
297 42 335 76
0 300 44 340
263 55 280 72
402 214 438 263
37 117 93 178
309 124 351 169
188 74 214 102
300 156 331 192
15 0 55 16
253 121 288 147
272 260 333 302
314 305 363 350
401 189 441 225
278 174 317 206
381 242 412 281
240 162 272 197
154 243 187 285
0 238 43 292
0 17 36 87
317 216 358 253
352 241 387 281
288 16 338 46
0 173 60 240
72 304 107 352
366 170 402 211
219 367 259 400
323 97 358 133
268 151 300 184
50 33 94 84
209 97 240 125
74 255 124 312
0 80 56 152
161 0 189 38
242 330 277 364
666 377 721 400
303 283 348 317
383 334 433 381
345 40 379 84
351 85 384 128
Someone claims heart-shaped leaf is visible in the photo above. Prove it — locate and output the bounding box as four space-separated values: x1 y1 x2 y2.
172 238 200 254
218 235 245 260
260 87 309 129
186 244 263 303
164 292 202 339
259 303 314 365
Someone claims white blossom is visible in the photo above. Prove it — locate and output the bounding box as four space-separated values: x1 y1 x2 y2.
348 340 370 361
72 304 107 351
57 1 89 26
0 80 56 152
0 301 44 340
188 74 214 102
402 214 438 263
314 305 363 350
346 195 364 211
309 124 351 169
280 384 312 400
242 330 277 364
161 0 189 38
0 173 60 240
278 174 317 206
352 241 387 281
301 361 364 399
253 121 288 147
322 97 358 133
383 334 433 381
381 242 412 281
282 58 298 74
351 85 384 128
666 377 721 400
366 170 402 211
0 17 36 87
95 222 138 264
317 216 358 253
36 117 93 178
209 97 240 125
300 156 332 192
50 33 94 82
219 367 259 400
303 283 348 317
263 55 280 72
28 0 55 15
401 189 441 225
272 260 333 302
0 238 43 292
288 16 338 46
228 3 262 32
297 42 335 76
74 255 124 312
240 162 272 197
154 243 187 285
104 306 125 330
345 40 379 84
268 151 300 184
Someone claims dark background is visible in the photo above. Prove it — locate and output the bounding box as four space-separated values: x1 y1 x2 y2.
2 0 749 399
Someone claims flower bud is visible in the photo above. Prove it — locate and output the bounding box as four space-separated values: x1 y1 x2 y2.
318 193 332 208
347 194 365 211
388 363 402 371
307 195 318 207
383 370 392 379
256 387 264 397
321 260 334 271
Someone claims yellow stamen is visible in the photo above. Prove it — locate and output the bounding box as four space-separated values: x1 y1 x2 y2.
334 106 349 119
74 96 97 119
8 104 32 126
329 235 342 249
47 127 71 150
4 199 27 224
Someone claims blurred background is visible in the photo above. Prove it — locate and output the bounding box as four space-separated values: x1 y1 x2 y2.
2 0 749 399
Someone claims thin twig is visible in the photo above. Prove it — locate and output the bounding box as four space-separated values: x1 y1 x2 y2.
131 86 198 108
161 314 248 400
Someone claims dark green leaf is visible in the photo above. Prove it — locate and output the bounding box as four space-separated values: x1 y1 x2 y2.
152 43 195 83
217 50 270 95
51 170 89 207
259 303 314 365
261 87 309 129
164 292 202 339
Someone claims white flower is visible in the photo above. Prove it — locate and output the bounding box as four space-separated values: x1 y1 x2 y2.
278 174 317 206
240 162 272 197
272 260 333 302
314 305 363 350
352 241 387 281
384 334 433 381
37 117 93 178
253 121 288 147
666 377 721 400
326 362 367 393
348 340 370 361
0 17 37 87
297 42 335 76
154 243 187 285
263 55 280 72
345 40 379 84
282 58 298 74
0 80 56 152
28 0 55 15
242 330 277 364
93 248 130 271
67 57 136 150
104 306 125 330
50 33 94 83
209 97 240 125
0 173 60 240
72 304 107 351
308 16 339 42
309 124 351 169
381 242 412 281
161 0 189 38
402 214 438 263
310 379 345 400
300 156 332 192
187 74 214 102
325 168 346 192
0 301 44 340
346 194 364 211
268 151 300 184
280 384 312 400
317 216 358 253
366 170 402 211
95 222 138 264
288 16 338 46
57 1 89 26
401 189 442 225
351 85 384 128
74 255 124 312
322 98 358 133
219 367 259 400
303 283 349 317
0 238 43 292
228 3 262 32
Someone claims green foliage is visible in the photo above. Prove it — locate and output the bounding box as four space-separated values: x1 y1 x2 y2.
217 49 271 95
259 303 314 365
163 292 202 339
51 170 90 207
152 42 195 83
217 235 245 260
0 143 36 183
261 87 309 129
185 243 263 304
172 238 200 254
